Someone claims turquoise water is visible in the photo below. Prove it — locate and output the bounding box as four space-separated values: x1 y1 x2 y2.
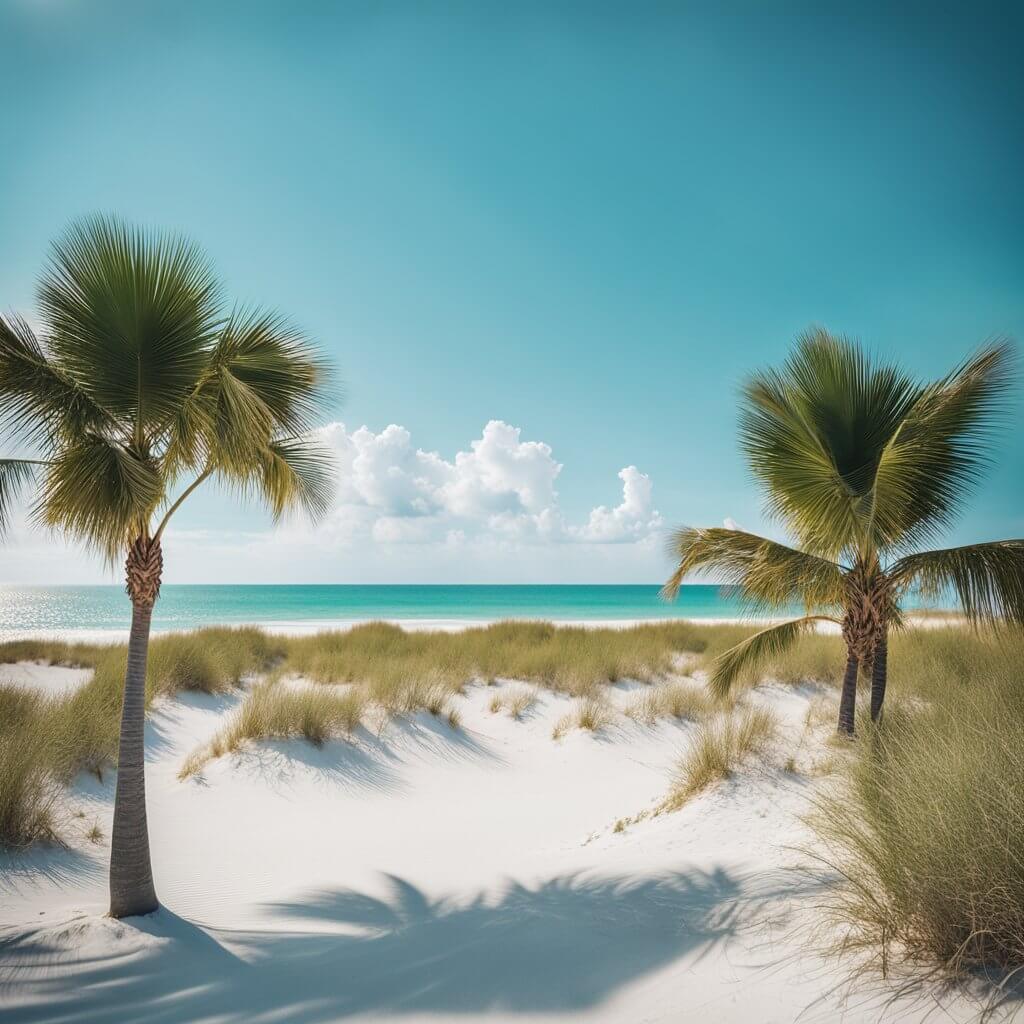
0 584 942 639
0 584 773 638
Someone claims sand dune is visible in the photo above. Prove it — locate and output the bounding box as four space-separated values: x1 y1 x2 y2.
0 670 995 1023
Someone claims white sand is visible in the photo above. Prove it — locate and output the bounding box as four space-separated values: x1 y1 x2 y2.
0 661 93 696
0 668 994 1023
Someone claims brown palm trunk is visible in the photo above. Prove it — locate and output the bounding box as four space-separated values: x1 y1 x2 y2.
109 537 163 919
870 631 888 722
837 650 859 737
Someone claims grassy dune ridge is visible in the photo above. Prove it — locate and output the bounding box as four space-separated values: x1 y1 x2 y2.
2 617 1024 983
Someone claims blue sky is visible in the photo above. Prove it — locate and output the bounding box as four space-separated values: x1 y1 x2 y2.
1 1 1021 583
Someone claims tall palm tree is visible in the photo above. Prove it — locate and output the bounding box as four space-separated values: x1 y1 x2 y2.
663 329 1024 734
0 216 334 917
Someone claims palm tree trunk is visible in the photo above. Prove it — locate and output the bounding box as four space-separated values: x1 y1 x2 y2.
837 650 859 737
109 537 163 919
870 631 888 722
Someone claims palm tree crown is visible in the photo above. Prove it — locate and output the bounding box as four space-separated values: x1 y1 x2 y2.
664 329 1023 731
0 216 332 555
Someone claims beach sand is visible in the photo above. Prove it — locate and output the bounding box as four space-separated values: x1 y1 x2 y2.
0 660 991 1023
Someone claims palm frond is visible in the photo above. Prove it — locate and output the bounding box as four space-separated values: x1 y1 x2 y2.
889 540 1024 625
209 307 331 437
37 215 222 438
257 437 335 521
0 313 113 447
870 340 1016 552
709 615 836 698
661 526 845 613
168 308 333 481
0 458 42 536
35 436 163 562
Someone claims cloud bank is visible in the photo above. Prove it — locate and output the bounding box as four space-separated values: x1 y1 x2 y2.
1 420 668 583
314 419 662 550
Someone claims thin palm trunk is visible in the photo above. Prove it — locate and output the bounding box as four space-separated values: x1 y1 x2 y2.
109 585 159 916
870 631 888 722
837 650 859 736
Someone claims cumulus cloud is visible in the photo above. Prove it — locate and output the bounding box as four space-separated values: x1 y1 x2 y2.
312 419 660 548
0 419 668 584
573 466 663 543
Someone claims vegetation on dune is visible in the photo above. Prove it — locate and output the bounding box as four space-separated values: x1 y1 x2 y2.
280 619 741 698
0 216 333 916
663 705 778 809
811 661 1024 975
489 684 539 719
625 681 712 725
0 686 62 848
0 628 278 848
179 679 368 779
662 329 1024 735
4 616 1023 985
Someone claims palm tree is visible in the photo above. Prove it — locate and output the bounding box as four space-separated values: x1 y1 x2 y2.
0 216 334 917
663 329 1024 734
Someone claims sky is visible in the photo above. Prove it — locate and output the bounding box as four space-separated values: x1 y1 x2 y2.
1 0 1022 584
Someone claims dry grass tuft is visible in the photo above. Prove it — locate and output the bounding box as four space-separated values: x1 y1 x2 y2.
625 682 711 725
178 680 367 779
552 696 616 739
489 685 538 720
663 706 778 810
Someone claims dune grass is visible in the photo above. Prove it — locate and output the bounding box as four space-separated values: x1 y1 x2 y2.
552 695 617 739
625 681 712 725
488 685 538 720
663 706 778 810
810 658 1024 976
0 686 62 848
179 678 368 779
0 627 279 846
281 619 747 699
5 617 1019 855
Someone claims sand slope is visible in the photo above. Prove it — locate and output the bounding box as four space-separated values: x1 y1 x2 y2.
0 674 1004 1023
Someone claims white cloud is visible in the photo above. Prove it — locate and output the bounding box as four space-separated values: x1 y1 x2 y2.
573 466 663 543
723 517 743 532
309 419 663 552
0 420 669 583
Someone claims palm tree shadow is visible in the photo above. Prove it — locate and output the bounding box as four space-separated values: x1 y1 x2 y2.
0 867 803 1023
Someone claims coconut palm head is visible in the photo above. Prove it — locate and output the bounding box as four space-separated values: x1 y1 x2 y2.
0 215 333 561
740 327 1015 560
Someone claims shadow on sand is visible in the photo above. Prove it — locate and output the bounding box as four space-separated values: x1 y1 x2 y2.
0 867 793 1022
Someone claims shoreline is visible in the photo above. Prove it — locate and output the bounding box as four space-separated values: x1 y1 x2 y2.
0 612 962 645
0 616 770 644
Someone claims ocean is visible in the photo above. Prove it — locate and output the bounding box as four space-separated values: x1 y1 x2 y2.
0 583 790 640
0 583 945 641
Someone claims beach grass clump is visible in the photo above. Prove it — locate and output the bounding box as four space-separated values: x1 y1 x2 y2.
0 686 62 847
488 685 538 719
810 663 1024 975
145 627 283 699
625 681 711 725
664 706 777 809
179 680 368 778
552 695 616 739
0 639 111 669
